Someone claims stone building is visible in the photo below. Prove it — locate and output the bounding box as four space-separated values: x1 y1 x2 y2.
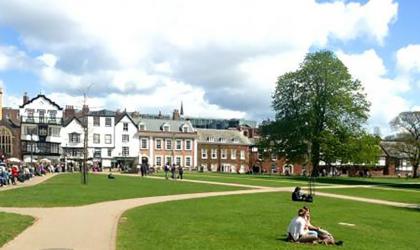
0 88 21 160
197 129 251 173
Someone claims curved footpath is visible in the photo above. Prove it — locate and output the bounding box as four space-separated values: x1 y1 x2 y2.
0 174 418 250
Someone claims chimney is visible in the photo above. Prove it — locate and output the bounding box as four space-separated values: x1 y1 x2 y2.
0 88 3 120
172 109 180 120
82 104 89 115
64 105 75 119
23 92 29 105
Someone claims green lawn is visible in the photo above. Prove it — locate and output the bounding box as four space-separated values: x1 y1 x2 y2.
117 192 420 250
0 174 244 207
0 212 34 247
155 172 315 188
319 187 420 204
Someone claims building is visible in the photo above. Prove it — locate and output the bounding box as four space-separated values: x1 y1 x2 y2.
86 109 116 168
61 116 85 169
188 117 257 130
113 112 140 170
197 129 251 173
19 93 63 164
0 88 21 161
134 117 197 169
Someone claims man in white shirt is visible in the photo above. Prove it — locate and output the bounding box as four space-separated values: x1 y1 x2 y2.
287 208 318 243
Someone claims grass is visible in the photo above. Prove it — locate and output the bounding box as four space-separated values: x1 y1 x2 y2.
0 173 244 207
117 192 420 250
318 187 420 204
155 172 315 188
0 212 34 247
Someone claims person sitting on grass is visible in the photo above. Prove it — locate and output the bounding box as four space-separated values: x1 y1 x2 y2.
292 187 312 202
302 206 343 246
287 208 319 243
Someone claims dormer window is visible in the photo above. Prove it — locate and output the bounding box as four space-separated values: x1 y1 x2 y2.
218 137 226 143
231 138 239 143
207 137 215 142
182 125 189 133
139 123 146 131
162 123 170 132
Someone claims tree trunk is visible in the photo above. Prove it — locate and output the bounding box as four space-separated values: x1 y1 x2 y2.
311 141 320 177
413 164 419 178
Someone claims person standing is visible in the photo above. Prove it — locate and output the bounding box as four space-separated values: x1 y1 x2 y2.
164 163 169 179
171 164 176 179
178 165 184 180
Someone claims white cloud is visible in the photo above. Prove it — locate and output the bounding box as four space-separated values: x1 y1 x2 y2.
396 44 420 73
0 0 399 120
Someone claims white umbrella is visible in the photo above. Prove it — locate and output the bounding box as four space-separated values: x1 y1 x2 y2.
7 157 22 163
39 158 51 163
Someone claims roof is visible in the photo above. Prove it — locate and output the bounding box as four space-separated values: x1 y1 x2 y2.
19 94 63 110
63 116 86 127
380 141 410 158
197 129 251 145
134 118 195 132
115 112 138 128
88 109 116 117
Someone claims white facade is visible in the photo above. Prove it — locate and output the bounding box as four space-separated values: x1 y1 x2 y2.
61 118 85 162
87 112 115 168
114 114 140 164
19 95 63 163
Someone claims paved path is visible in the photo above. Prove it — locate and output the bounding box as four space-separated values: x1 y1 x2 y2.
0 174 56 192
0 173 419 250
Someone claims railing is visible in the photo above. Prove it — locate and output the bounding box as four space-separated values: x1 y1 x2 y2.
21 116 62 125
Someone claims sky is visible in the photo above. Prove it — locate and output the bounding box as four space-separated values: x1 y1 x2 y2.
0 0 419 136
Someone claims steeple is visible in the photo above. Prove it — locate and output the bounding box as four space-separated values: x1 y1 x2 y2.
180 101 184 116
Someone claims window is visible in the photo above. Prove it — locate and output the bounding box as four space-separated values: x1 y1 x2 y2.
240 150 245 160
0 127 13 155
39 127 47 136
155 156 162 166
105 134 112 144
93 134 100 144
51 143 59 154
201 148 207 159
166 139 172 150
182 126 189 133
93 117 100 126
211 149 217 159
176 140 182 150
231 149 237 160
163 124 170 132
94 148 101 158
122 147 129 156
69 133 80 143
140 138 148 149
123 122 129 131
105 117 112 127
108 149 112 157
165 156 172 165
27 109 34 121
232 138 239 143
25 126 37 135
185 140 192 150
206 137 215 142
175 156 182 166
122 134 129 143
155 139 162 149
49 110 57 122
221 149 227 159
139 123 145 130
185 156 191 167
38 109 45 122
218 137 226 143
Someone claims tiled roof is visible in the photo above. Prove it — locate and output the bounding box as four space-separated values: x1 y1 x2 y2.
380 141 410 158
133 118 195 132
197 129 251 145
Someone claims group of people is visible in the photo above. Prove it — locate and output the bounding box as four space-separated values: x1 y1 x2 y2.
287 206 343 245
163 163 184 180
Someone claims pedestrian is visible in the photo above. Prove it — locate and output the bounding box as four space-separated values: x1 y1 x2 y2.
140 163 146 177
171 164 176 179
178 165 184 180
164 163 169 179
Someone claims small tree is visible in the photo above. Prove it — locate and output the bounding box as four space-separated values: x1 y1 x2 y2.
390 111 420 178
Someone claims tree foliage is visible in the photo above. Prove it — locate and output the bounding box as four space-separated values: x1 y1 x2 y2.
390 111 420 178
260 50 374 175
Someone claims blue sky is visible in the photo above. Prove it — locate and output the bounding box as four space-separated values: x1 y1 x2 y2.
0 0 419 135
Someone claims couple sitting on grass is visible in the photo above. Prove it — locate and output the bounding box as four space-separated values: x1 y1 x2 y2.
287 206 343 246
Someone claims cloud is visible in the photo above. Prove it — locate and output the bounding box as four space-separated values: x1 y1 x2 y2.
396 44 420 73
0 0 399 121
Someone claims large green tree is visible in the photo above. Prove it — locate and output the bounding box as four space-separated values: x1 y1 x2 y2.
390 111 420 178
261 50 373 176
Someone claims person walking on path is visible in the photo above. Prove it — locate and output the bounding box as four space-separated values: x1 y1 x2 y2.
178 165 184 180
171 164 176 179
164 163 169 179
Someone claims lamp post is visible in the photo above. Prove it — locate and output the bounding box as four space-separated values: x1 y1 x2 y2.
30 133 34 170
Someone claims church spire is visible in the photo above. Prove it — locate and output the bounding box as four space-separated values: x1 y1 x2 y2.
180 101 184 116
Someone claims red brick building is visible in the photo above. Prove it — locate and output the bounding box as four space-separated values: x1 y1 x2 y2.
0 88 21 161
